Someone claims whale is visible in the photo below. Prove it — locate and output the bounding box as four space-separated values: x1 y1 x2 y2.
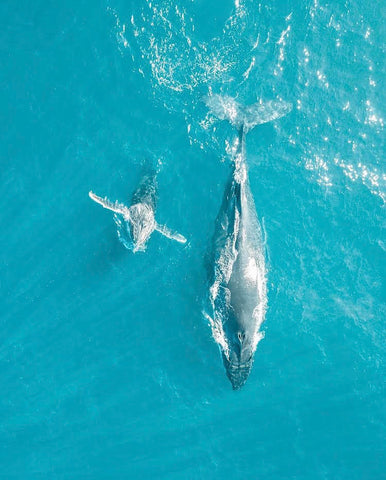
89 169 186 252
205 95 292 389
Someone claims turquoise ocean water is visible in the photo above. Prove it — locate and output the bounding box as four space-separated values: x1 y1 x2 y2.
1 0 385 478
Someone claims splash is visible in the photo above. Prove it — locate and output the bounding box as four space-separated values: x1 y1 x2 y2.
109 2 232 94
114 213 134 251
108 0 294 100
204 311 230 360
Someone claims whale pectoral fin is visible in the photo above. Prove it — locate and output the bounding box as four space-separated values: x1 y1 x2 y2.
89 191 128 216
155 223 187 244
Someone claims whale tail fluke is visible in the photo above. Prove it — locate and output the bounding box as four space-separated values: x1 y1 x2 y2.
205 94 292 133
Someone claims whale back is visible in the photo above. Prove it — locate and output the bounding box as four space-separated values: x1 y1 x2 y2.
127 203 156 252
207 156 267 389
131 169 158 210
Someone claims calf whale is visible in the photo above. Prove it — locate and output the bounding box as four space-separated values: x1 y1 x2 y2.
89 169 186 252
205 95 292 389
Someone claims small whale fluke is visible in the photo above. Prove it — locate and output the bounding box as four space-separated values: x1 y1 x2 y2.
205 94 292 132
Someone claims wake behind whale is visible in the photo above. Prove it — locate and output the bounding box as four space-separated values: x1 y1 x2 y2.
205 94 292 390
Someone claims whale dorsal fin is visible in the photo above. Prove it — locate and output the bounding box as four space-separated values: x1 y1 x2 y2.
89 191 129 216
155 222 187 244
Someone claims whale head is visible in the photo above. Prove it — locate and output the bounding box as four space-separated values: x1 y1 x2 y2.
222 330 255 390
128 203 156 252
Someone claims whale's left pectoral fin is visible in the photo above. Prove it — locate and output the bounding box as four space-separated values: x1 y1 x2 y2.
155 223 187 244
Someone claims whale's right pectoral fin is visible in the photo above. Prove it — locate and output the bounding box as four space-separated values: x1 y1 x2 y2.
155 223 187 244
89 191 128 216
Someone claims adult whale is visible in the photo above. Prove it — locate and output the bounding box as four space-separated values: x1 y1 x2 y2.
205 95 292 390
89 169 186 252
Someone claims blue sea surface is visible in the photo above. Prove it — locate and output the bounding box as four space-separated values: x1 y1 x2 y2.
1 0 385 478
